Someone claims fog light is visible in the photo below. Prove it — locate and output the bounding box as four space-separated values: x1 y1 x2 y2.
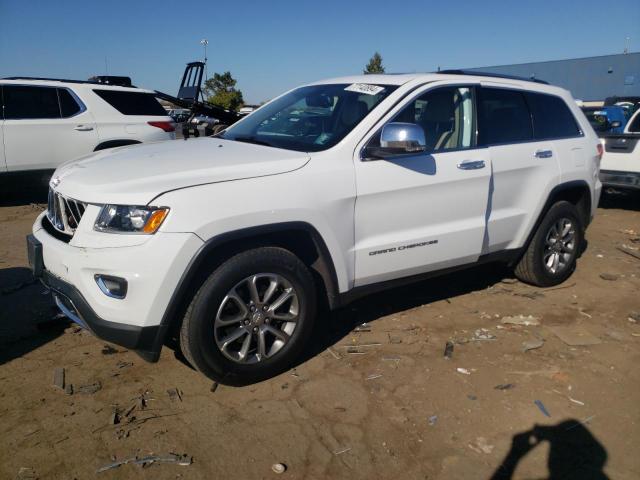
95 274 128 299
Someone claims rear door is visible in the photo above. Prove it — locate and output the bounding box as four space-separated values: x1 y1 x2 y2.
354 84 492 286
525 91 588 183
3 85 98 172
477 85 561 253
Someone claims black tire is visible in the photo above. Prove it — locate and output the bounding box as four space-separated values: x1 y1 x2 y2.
514 201 584 287
211 124 228 135
179 247 317 386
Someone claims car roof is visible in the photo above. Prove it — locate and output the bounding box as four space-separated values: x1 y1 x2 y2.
0 77 154 94
307 72 568 95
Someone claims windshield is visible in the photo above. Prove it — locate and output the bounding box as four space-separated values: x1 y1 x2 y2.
219 83 398 152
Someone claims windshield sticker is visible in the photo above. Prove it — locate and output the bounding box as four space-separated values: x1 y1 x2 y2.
344 83 385 96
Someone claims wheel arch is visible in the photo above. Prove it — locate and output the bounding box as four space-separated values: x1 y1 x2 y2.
148 222 340 359
517 179 592 265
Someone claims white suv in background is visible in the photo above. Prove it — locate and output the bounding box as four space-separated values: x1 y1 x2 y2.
599 108 640 190
0 78 175 178
28 72 601 385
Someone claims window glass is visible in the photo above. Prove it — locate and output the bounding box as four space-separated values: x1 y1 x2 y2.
58 88 82 117
478 88 532 145
93 89 168 116
221 83 397 152
526 92 581 139
3 85 61 119
372 86 474 152
628 112 640 132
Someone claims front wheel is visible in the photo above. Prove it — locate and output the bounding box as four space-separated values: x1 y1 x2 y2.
514 201 584 287
179 247 317 385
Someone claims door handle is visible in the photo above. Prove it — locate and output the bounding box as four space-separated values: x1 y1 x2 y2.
534 149 553 159
457 160 485 170
74 125 94 131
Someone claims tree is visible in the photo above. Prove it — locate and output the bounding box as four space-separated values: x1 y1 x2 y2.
364 52 385 74
203 71 244 111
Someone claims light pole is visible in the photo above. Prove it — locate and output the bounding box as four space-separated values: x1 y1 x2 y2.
200 39 209 79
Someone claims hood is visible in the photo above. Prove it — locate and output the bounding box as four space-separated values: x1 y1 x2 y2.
52 138 310 205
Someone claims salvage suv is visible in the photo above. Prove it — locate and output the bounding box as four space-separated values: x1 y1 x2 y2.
28 71 602 385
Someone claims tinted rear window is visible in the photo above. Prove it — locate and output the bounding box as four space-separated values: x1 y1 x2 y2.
526 92 581 139
3 85 60 119
93 89 167 116
478 87 533 145
58 88 82 117
629 112 640 133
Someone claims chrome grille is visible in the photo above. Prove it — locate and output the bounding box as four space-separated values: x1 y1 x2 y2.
47 188 88 236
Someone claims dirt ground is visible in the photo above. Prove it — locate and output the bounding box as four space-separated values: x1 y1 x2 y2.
1 187 639 480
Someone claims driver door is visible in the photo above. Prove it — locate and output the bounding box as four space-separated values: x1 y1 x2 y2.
353 85 492 286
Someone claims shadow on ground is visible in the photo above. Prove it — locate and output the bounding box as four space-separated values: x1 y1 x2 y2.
598 189 640 211
490 420 609 480
0 172 50 207
296 262 511 367
0 267 66 365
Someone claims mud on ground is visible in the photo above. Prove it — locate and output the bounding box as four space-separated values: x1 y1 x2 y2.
1 190 639 479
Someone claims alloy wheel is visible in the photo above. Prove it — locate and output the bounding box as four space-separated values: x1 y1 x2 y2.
543 217 576 274
213 273 299 364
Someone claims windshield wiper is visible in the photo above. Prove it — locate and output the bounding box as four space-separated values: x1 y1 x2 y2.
230 136 273 147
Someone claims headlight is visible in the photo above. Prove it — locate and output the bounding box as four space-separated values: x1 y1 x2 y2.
94 205 169 234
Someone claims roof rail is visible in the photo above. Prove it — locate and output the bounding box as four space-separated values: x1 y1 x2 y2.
437 69 549 85
2 76 136 87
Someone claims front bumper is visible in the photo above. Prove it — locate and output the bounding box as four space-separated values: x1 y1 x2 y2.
48 265 162 360
28 214 203 361
599 170 640 190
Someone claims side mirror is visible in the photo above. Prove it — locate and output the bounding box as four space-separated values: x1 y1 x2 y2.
381 122 426 152
364 122 426 160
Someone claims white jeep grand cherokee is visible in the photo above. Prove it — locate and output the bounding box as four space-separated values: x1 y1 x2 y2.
28 72 602 385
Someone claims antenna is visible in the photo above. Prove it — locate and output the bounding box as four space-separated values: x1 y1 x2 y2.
200 39 209 80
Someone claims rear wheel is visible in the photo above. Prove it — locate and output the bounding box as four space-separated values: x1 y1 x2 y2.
179 247 316 385
514 201 583 287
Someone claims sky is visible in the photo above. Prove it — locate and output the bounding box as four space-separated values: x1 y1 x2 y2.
1 0 639 104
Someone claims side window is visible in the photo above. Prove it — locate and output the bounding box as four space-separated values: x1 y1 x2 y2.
93 90 168 116
478 88 532 145
373 86 474 152
58 88 82 117
526 92 582 139
628 112 640 133
3 85 61 120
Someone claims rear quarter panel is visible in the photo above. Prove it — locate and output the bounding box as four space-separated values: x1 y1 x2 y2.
79 87 175 146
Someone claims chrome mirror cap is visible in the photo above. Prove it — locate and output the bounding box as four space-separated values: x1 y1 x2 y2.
380 122 426 153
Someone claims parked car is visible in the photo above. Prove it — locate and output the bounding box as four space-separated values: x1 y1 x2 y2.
238 105 259 116
0 78 176 179
168 108 191 123
599 108 640 190
191 114 218 125
173 112 191 123
581 106 627 134
28 72 601 385
604 96 640 117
